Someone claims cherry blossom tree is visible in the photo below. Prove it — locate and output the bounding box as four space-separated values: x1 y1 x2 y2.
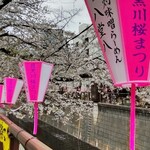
1 1 149 123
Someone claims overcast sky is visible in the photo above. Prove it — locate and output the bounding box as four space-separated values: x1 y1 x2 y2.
45 0 92 33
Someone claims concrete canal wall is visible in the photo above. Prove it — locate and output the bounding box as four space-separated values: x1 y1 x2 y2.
97 104 150 150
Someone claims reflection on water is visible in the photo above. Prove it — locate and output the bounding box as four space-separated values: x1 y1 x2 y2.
40 103 129 150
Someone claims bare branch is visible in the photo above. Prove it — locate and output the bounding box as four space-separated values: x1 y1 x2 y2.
0 32 38 48
0 0 12 10
43 24 93 60
0 48 11 55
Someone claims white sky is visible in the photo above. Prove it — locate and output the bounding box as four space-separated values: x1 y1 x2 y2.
45 0 92 33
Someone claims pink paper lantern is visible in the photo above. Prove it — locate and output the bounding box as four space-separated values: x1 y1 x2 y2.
0 85 5 105
4 77 23 105
84 0 150 149
84 0 150 87
19 61 54 135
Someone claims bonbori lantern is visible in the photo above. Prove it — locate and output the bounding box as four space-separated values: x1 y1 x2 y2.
4 77 23 105
19 61 54 135
0 84 5 107
84 0 150 149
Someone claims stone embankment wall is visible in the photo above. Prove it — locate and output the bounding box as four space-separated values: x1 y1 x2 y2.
97 104 150 150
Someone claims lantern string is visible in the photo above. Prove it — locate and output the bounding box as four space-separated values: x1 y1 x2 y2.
33 102 38 135
130 83 136 150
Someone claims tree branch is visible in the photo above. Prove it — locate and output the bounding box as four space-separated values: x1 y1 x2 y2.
0 32 38 48
43 24 93 60
0 0 12 10
0 48 11 55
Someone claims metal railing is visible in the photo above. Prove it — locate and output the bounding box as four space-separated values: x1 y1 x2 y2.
0 114 52 150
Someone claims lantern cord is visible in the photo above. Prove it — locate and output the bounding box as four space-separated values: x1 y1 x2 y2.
130 83 136 150
33 102 38 135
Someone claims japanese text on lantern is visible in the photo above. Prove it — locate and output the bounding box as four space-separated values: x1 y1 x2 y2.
30 63 36 99
93 0 122 63
8 80 13 103
132 0 147 77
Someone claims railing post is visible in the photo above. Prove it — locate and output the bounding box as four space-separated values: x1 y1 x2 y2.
0 114 53 150
0 142 3 149
10 135 19 150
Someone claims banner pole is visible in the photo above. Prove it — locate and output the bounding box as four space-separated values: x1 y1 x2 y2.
130 83 136 150
33 102 38 135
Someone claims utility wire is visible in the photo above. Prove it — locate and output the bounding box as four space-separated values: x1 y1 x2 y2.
58 24 92 51
44 23 93 60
